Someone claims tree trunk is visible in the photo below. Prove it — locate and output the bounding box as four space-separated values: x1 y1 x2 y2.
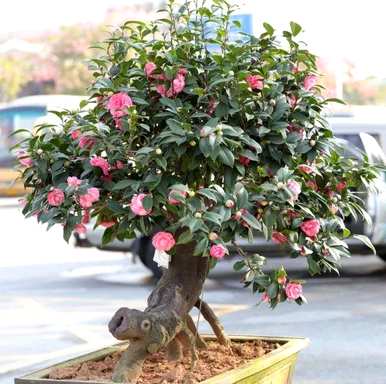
108 242 211 383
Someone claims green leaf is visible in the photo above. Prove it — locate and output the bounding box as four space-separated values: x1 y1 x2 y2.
218 147 234 167
197 188 218 202
353 234 376 255
112 180 132 191
142 194 153 210
194 237 209 256
290 21 302 36
263 22 274 36
241 210 262 231
177 230 193 244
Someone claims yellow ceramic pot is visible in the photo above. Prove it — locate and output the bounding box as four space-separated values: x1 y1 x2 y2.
14 335 309 384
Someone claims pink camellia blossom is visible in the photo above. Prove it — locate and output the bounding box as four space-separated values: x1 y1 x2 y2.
303 74 318 91
261 292 270 303
288 95 297 109
172 74 185 95
168 189 187 205
152 231 176 251
130 193 151 216
107 92 133 118
278 276 287 285
156 84 167 97
79 188 99 209
210 244 228 259
100 221 115 228
79 136 96 149
287 209 300 219
300 219 320 237
17 151 33 167
336 181 347 192
285 282 303 300
71 130 80 140
287 179 301 200
115 160 125 170
47 188 65 206
239 155 251 166
272 231 288 244
306 180 318 191
82 210 90 224
246 74 264 90
87 187 100 202
144 62 157 78
74 224 87 235
325 188 335 199
67 176 82 187
90 156 110 176
177 68 188 77
298 164 315 174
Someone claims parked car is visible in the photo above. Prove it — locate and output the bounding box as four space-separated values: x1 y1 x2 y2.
0 95 85 197
76 112 386 276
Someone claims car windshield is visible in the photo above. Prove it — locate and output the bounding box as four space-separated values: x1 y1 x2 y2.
0 106 46 165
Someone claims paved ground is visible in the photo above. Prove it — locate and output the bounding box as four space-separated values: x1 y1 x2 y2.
1 200 386 384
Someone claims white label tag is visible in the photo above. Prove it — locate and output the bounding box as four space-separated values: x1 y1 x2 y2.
153 249 171 269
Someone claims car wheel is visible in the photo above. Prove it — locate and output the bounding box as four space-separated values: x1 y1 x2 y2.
137 236 162 278
376 248 386 262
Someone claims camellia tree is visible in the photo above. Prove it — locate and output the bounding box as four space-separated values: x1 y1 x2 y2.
16 0 378 382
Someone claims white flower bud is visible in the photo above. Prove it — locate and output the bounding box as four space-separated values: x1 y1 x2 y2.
225 199 235 208
155 148 162 155
195 212 202 218
208 232 218 241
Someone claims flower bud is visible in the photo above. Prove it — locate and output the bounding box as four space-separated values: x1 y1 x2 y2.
260 200 268 206
189 140 197 146
225 199 235 208
195 212 202 218
309 140 316 147
235 210 243 219
155 148 162 155
36 149 43 155
208 232 218 241
277 182 285 189
188 190 195 197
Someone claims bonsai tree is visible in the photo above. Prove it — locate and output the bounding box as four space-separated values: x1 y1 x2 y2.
16 0 378 382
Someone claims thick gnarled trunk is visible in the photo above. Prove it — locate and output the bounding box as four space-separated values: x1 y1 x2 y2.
108 243 229 383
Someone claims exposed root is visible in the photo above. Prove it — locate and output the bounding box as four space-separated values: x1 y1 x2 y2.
186 314 207 349
195 299 231 347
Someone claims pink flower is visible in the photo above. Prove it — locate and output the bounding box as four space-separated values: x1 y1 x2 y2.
79 188 99 209
306 180 318 191
303 74 318 91
90 156 110 176
74 224 87 234
272 231 288 244
172 74 185 95
71 130 80 140
17 151 33 167
67 176 82 187
100 221 115 228
144 62 157 78
115 160 125 170
47 188 65 206
152 231 176 251
210 244 228 259
285 282 302 300
288 95 297 109
168 189 187 205
300 219 320 237
336 181 347 192
130 193 151 216
261 292 270 303
239 155 251 166
79 136 96 149
298 164 314 174
246 74 264 90
107 92 133 118
177 68 188 77
82 210 90 224
156 84 167 97
287 179 301 200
